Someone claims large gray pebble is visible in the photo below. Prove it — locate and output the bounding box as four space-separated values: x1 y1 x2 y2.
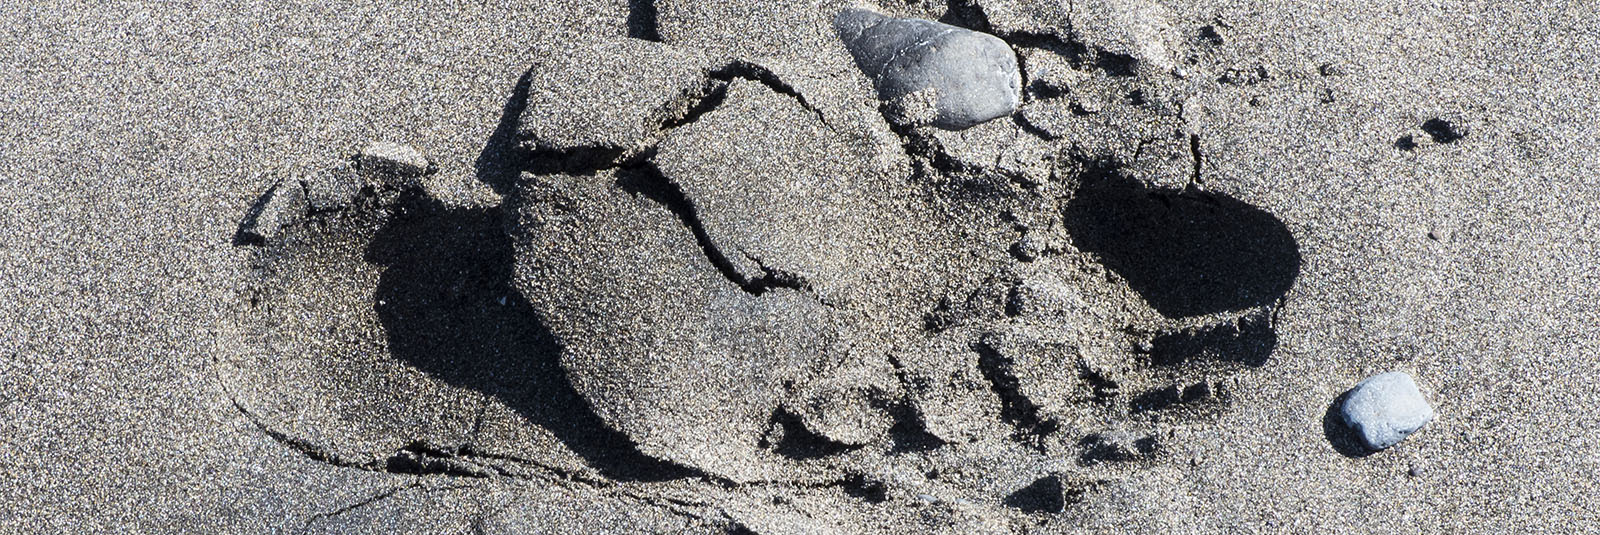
834 9 1021 129
1340 371 1434 450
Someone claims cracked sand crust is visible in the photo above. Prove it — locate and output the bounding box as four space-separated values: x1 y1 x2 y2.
224 3 1303 531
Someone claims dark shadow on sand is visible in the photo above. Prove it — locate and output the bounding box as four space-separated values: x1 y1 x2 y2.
367 80 697 480
627 0 662 41
1063 174 1301 319
1323 390 1375 458
1146 309 1278 369
364 195 695 482
232 181 283 246
473 68 533 197
1004 475 1066 514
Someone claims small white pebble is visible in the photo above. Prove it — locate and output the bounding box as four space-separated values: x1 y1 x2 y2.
1340 371 1434 450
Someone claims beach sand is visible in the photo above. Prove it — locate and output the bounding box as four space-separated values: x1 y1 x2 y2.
2 0 1597 532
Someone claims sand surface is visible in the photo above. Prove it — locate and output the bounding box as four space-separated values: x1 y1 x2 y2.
2 0 1598 532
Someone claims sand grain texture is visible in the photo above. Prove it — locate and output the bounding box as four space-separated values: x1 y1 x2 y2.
2 0 1598 533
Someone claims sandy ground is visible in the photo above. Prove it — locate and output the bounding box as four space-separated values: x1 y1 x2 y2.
2 0 1599 533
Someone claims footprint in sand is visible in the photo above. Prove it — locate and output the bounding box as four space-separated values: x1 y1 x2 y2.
223 7 1301 531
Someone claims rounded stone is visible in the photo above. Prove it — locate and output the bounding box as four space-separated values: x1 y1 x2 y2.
1339 371 1434 451
834 8 1021 130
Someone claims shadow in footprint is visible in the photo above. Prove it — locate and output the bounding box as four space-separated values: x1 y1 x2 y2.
1322 390 1375 458
365 196 694 481
1146 309 1277 369
1064 174 1301 318
473 68 533 197
363 196 692 481
373 68 703 482
765 411 855 461
1004 475 1066 514
627 0 662 41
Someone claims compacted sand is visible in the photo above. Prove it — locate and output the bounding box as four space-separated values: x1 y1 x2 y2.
3 0 1598 533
